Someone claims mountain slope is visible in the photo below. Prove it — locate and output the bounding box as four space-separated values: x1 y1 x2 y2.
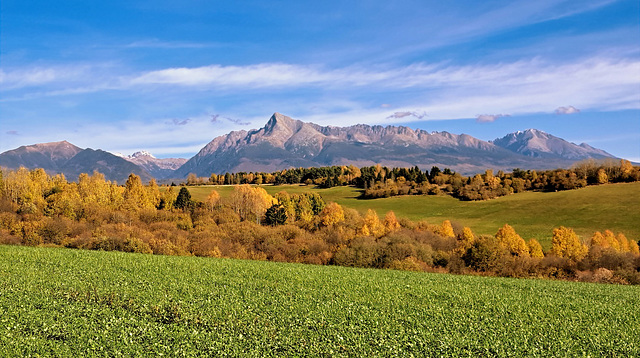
0 141 82 171
491 129 615 160
61 149 153 183
0 142 152 183
176 113 613 177
120 151 187 179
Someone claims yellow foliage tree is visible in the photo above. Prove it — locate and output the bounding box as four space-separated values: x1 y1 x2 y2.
229 185 276 223
620 159 633 176
438 220 455 238
527 239 544 259
590 231 607 248
320 202 345 227
629 239 640 255
361 209 385 237
123 174 153 211
551 226 587 261
603 230 620 251
495 224 529 257
147 179 161 208
616 233 630 253
455 226 475 254
596 168 608 184
383 211 400 233
206 190 221 211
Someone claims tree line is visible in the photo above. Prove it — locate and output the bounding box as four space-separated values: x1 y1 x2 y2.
183 159 640 201
0 166 639 284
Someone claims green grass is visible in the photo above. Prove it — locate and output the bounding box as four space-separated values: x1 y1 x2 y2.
1 245 638 356
186 182 640 246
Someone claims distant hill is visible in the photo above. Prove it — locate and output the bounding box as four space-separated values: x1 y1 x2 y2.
0 141 152 183
174 113 617 177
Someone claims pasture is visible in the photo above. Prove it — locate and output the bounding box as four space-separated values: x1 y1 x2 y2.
1 245 638 356
186 182 640 246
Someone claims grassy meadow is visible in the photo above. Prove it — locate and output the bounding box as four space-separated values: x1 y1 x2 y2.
1 245 639 356
185 182 640 247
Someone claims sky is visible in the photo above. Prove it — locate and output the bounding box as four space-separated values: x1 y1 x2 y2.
1 0 639 161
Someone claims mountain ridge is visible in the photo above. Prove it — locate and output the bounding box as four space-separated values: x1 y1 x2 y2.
1 113 619 180
174 113 616 177
0 141 153 183
491 128 613 160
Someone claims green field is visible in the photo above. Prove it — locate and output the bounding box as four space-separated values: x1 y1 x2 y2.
1 245 638 356
186 182 640 246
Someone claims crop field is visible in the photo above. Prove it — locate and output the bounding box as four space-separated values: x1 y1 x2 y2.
186 182 640 247
1 245 638 356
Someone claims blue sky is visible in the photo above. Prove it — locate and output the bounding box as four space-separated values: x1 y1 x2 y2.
1 0 639 161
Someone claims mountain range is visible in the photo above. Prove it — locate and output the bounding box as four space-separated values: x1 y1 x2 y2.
0 113 616 182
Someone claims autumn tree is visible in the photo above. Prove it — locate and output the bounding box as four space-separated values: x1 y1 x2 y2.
495 224 529 257
147 179 161 208
78 171 111 207
186 173 198 185
603 230 620 251
551 226 587 261
438 220 455 238
360 209 385 237
205 190 221 211
123 174 153 211
319 202 345 227
527 239 544 259
383 211 400 233
229 185 276 223
455 227 475 255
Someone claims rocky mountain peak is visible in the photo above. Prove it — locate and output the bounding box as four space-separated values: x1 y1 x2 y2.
263 113 302 135
130 150 155 159
492 129 614 160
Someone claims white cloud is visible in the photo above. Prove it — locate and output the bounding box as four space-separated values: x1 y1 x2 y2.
555 106 580 114
476 114 510 123
128 64 338 87
3 56 639 126
386 111 427 120
0 66 85 89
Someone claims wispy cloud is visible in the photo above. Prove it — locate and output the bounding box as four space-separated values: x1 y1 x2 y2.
170 118 191 126
555 106 580 114
476 114 510 123
0 66 90 90
3 56 639 121
210 114 250 126
386 111 427 120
